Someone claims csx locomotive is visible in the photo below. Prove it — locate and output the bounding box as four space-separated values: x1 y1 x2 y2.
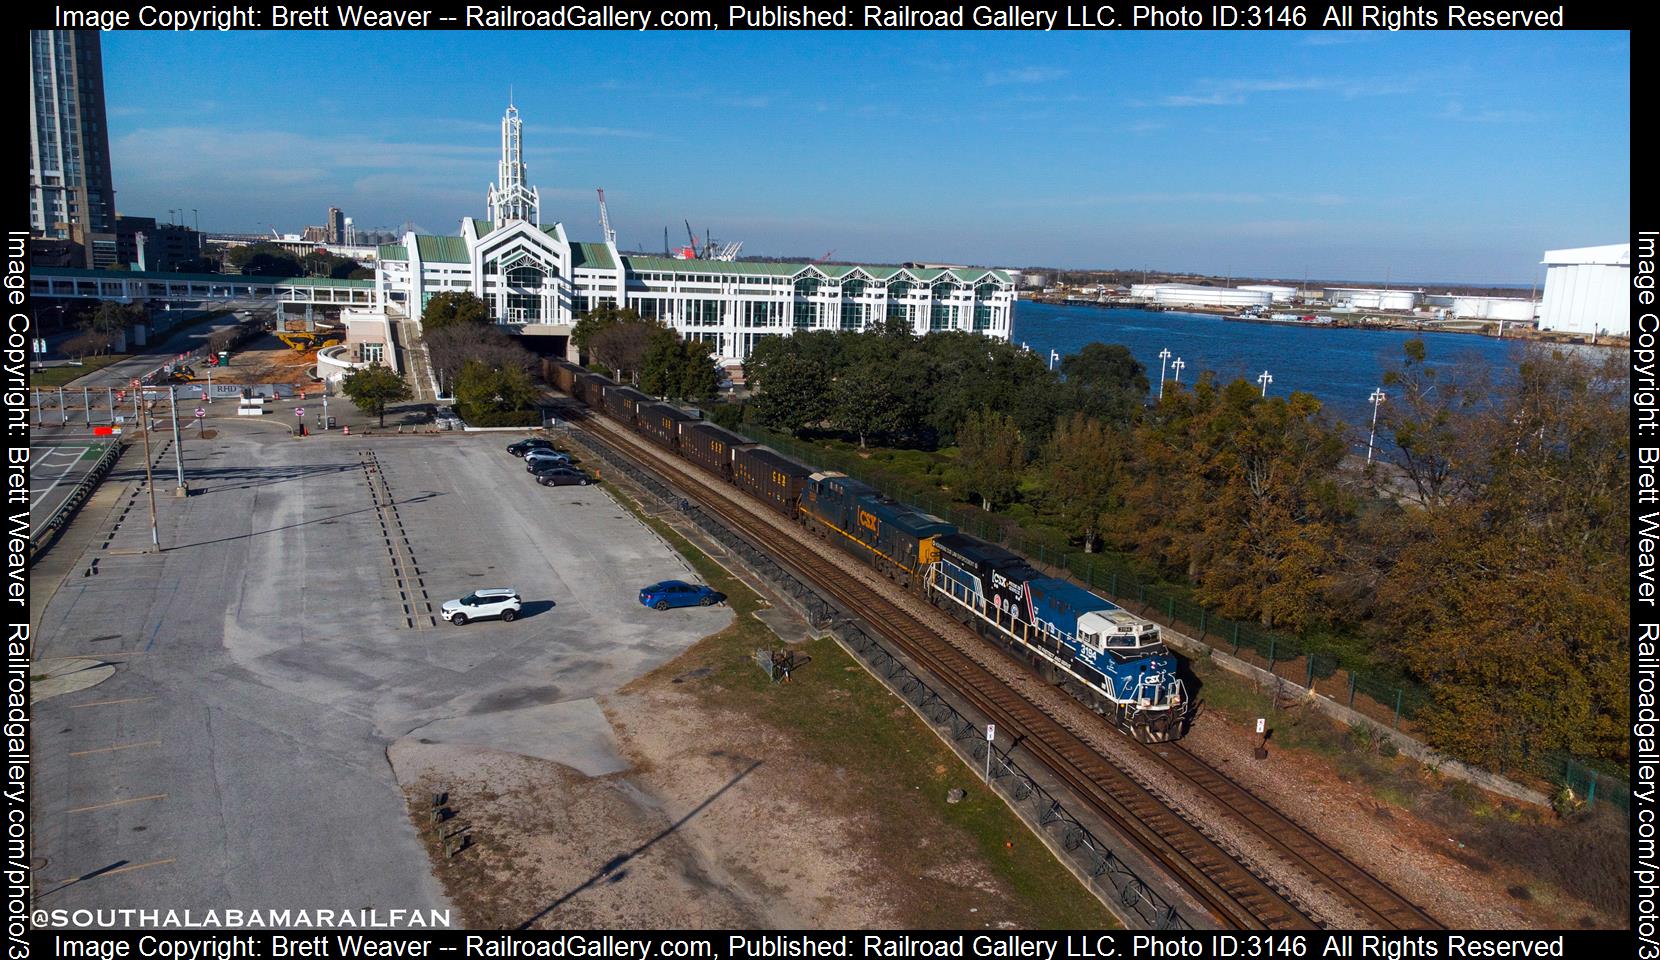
547 359 1190 741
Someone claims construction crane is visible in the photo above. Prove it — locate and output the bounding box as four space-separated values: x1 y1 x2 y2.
712 241 743 261
811 249 836 263
596 188 617 245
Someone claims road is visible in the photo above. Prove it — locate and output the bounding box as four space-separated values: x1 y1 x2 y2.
58 305 257 391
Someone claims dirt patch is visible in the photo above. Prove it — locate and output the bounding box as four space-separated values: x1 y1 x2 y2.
389 482 1114 930
216 332 330 385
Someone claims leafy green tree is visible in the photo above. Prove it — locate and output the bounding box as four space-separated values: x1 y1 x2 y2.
833 360 921 448
956 408 1025 510
340 364 411 426
1042 412 1128 552
421 291 490 332
746 335 835 435
226 243 303 277
674 338 721 401
1060 343 1149 426
454 359 539 417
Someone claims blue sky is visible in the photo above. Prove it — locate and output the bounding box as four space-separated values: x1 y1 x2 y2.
103 31 1629 282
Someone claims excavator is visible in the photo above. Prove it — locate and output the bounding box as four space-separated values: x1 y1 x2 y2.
274 331 342 352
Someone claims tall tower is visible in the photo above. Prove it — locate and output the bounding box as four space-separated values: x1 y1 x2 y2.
486 102 540 226
29 30 117 239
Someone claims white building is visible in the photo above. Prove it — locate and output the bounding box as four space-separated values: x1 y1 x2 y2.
1441 295 1538 322
1237 284 1298 303
1129 283 1272 308
1322 287 1421 311
371 104 1015 364
1538 243 1629 338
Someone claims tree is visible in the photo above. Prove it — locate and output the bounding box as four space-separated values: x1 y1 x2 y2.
1376 338 1494 510
588 319 657 385
83 301 141 338
956 408 1025 511
746 335 835 435
1059 343 1149 426
423 323 534 397
1042 412 1128 552
62 330 119 359
225 243 303 277
1378 346 1628 770
454 359 539 418
641 329 721 400
421 291 490 332
340 364 411 427
833 361 921 448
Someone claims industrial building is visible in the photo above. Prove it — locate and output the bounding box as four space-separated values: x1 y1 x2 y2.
1422 293 1538 322
1128 283 1272 309
372 104 1016 364
1237 284 1298 303
1537 243 1630 338
1322 287 1422 311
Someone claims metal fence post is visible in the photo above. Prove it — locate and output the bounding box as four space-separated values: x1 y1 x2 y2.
1393 688 1403 729
1305 656 1315 689
1587 772 1597 809
1198 608 1207 637
1348 673 1357 707
1231 621 1240 654
1267 636 1276 673
1165 596 1174 621
1110 572 1118 594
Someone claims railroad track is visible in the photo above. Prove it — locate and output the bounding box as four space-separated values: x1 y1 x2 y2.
360 449 436 630
1134 740 1441 930
570 412 1317 930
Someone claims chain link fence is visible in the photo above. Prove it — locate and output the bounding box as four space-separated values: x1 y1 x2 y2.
735 425 1629 813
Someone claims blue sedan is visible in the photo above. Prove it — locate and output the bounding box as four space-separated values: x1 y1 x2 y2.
639 580 725 611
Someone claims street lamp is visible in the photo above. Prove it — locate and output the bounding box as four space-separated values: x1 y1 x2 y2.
1367 388 1387 465
1257 370 1273 397
1157 347 1172 399
1049 349 1059 371
1170 357 1185 386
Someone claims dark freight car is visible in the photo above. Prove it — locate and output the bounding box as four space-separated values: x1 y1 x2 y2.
604 385 653 424
732 446 812 519
679 423 755 481
638 403 692 451
547 359 579 397
801 472 879 535
574 372 615 409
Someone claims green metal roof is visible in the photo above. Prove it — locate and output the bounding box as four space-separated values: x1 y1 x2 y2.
34 267 374 288
616 257 1012 286
468 219 494 235
571 242 615 271
415 235 470 263
378 243 407 261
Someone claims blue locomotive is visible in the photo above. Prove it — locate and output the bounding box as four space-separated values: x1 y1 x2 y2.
926 532 1189 741
547 357 1190 741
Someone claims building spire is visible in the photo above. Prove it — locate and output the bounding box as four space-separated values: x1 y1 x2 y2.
486 99 539 226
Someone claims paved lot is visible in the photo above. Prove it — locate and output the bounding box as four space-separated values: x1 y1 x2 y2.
32 426 727 921
29 440 113 524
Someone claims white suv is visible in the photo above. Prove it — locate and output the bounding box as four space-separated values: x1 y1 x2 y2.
441 588 522 625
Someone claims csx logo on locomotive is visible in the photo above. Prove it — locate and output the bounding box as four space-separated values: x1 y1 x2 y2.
857 508 879 533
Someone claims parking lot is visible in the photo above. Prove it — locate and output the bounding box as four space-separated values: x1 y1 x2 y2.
31 426 729 919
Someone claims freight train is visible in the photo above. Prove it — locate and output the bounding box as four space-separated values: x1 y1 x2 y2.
546 358 1190 741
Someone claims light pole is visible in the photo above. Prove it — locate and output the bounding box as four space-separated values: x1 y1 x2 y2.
1367 388 1387 465
1157 347 1172 399
168 385 187 495
135 385 159 551
1049 349 1059 372
1257 370 1273 397
1170 357 1185 387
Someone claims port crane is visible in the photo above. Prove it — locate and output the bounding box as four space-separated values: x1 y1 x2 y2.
596 188 617 245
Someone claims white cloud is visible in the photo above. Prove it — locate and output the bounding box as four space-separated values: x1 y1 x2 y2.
984 66 1068 86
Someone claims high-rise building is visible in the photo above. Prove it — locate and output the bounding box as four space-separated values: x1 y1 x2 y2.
329 207 345 244
29 30 116 241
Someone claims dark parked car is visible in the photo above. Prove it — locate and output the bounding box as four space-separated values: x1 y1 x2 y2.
508 438 556 457
535 467 593 487
638 580 725 610
526 451 575 472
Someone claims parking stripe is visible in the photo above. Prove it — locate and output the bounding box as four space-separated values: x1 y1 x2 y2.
68 740 161 758
66 794 167 814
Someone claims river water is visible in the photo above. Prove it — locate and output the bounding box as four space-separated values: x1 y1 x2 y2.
1011 301 1527 428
